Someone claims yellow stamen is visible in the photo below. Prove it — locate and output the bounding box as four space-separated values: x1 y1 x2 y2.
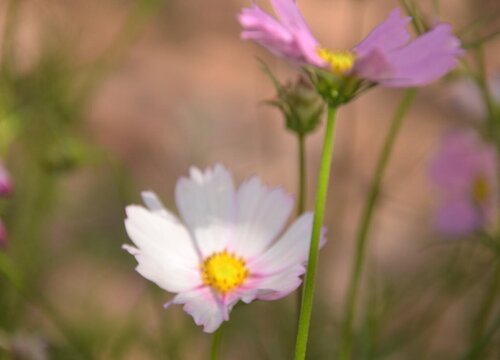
473 176 489 202
317 48 356 74
201 251 249 294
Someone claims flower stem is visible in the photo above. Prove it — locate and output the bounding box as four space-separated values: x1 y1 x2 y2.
210 325 223 360
338 89 416 360
470 258 500 357
297 133 307 216
294 105 338 360
296 133 307 315
462 314 500 360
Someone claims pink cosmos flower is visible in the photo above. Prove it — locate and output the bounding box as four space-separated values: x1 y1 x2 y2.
123 164 324 332
429 131 498 236
238 1 463 87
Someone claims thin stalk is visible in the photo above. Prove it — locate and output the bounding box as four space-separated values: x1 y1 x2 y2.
462 314 500 360
210 325 223 360
338 89 416 360
474 47 499 141
296 133 307 315
294 106 338 360
471 259 500 351
297 133 307 216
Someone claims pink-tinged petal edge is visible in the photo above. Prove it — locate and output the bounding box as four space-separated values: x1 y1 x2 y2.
377 24 463 87
354 9 411 57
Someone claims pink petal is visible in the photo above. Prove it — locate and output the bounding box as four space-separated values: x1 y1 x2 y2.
436 198 482 236
353 47 395 83
354 9 411 57
380 24 463 87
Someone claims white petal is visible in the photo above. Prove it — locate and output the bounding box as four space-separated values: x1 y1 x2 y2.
171 287 235 333
175 164 236 257
141 191 178 222
248 212 325 275
228 176 294 259
124 206 202 293
240 265 305 303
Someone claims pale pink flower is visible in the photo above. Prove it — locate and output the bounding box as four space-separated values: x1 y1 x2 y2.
239 1 462 87
123 164 324 332
429 131 498 236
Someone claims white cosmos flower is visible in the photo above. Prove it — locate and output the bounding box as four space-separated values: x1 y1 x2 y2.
123 164 325 333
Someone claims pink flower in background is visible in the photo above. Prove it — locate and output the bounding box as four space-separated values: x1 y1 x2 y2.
0 163 12 197
123 164 325 332
238 1 463 87
429 131 498 236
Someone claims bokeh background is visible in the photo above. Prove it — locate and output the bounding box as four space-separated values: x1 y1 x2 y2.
0 0 499 359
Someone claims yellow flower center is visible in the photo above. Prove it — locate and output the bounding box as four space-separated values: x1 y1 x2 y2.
317 48 356 74
473 176 489 202
201 251 249 294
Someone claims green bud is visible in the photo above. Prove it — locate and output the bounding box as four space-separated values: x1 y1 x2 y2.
267 75 324 136
304 66 364 107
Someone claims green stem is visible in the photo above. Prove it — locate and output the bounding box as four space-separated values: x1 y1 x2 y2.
210 325 223 360
294 106 338 360
296 133 307 315
338 89 416 360
297 133 307 216
462 314 500 360
471 259 500 352
474 47 499 142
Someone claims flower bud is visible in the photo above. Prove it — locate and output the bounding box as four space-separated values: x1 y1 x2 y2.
268 75 324 135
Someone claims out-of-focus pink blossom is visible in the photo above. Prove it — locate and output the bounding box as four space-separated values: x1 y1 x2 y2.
429 130 498 236
239 1 463 87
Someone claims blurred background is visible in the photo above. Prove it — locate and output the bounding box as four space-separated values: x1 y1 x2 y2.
0 0 499 359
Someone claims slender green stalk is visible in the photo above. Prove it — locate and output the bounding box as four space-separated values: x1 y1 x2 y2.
338 89 416 360
294 106 338 360
210 325 223 360
297 133 307 216
471 259 500 351
474 47 499 141
462 314 500 360
296 133 307 314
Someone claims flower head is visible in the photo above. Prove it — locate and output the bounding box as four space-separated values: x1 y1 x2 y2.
239 1 463 87
123 164 324 332
429 131 498 236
